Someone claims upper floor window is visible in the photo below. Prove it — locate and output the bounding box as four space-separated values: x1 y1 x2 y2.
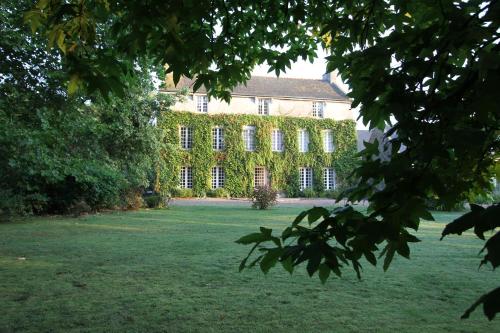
299 167 313 191
243 126 256 151
180 166 193 188
298 129 309 153
258 98 271 115
323 130 334 152
211 166 225 189
197 95 208 113
312 101 324 118
323 168 336 190
180 126 193 149
271 129 284 152
212 127 224 151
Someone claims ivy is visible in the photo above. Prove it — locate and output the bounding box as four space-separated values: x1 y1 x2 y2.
158 111 357 197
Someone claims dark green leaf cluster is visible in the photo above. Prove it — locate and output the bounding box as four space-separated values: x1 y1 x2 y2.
441 203 500 320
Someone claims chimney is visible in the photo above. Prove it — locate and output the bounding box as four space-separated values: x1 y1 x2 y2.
322 70 348 94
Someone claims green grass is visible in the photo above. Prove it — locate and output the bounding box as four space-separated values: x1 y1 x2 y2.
0 205 498 332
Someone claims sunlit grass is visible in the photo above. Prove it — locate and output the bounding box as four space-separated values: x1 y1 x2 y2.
0 205 497 332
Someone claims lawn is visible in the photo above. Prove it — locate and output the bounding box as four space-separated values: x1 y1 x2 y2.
0 205 498 332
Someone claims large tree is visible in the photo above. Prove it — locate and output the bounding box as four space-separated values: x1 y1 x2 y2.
25 0 499 319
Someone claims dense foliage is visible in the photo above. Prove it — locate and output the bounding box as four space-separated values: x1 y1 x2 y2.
25 0 500 320
0 0 173 217
158 111 357 197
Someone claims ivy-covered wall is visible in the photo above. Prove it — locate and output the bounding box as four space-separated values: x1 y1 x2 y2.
158 111 358 197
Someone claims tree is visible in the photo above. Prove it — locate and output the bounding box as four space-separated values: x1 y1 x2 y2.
25 0 499 319
1 0 175 216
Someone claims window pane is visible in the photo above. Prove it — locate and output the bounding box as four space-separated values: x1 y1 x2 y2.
254 167 267 187
197 95 208 112
212 127 224 151
180 166 193 188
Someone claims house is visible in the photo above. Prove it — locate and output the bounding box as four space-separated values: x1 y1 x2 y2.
159 74 358 197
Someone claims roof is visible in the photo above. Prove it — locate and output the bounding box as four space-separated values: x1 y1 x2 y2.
162 76 349 102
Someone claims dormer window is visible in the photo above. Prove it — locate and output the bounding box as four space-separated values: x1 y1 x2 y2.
258 98 271 115
196 95 208 113
312 101 324 118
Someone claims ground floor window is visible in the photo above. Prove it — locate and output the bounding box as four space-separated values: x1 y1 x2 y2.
299 167 313 190
211 166 225 189
180 166 193 188
254 167 268 187
323 168 336 190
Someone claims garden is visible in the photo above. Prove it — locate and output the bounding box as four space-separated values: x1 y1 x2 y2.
0 204 497 332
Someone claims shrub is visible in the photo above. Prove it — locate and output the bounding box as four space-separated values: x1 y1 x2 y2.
144 194 162 208
67 200 92 217
207 188 230 198
172 188 194 198
251 186 278 210
300 188 317 198
425 197 466 212
123 190 144 210
320 190 340 199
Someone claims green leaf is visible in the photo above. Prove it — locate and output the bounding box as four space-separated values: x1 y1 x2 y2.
235 232 265 245
307 207 330 224
260 248 283 274
318 263 331 284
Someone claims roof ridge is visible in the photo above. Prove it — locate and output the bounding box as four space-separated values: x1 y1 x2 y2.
250 75 326 81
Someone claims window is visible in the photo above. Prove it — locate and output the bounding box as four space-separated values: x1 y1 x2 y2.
258 98 271 115
312 101 324 118
196 95 208 113
242 126 256 151
211 166 225 189
180 126 193 149
271 129 284 152
323 130 334 152
212 127 224 151
180 166 193 188
323 168 336 190
299 167 313 190
298 129 309 152
254 167 268 187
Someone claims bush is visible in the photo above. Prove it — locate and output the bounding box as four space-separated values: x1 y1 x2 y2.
67 200 92 217
320 190 340 199
172 188 194 198
251 186 278 210
143 193 171 208
207 188 230 198
300 188 317 198
425 197 466 212
123 190 144 210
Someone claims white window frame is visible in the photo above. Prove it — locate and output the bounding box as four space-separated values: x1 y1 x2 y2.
180 126 193 150
242 125 256 151
258 98 271 115
271 129 284 152
180 166 193 188
312 101 324 118
212 127 224 151
299 167 313 191
196 95 208 113
323 129 334 153
254 167 268 187
323 168 336 190
211 166 225 189
298 129 309 153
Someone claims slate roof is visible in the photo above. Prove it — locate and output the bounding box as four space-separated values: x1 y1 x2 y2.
162 76 349 102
